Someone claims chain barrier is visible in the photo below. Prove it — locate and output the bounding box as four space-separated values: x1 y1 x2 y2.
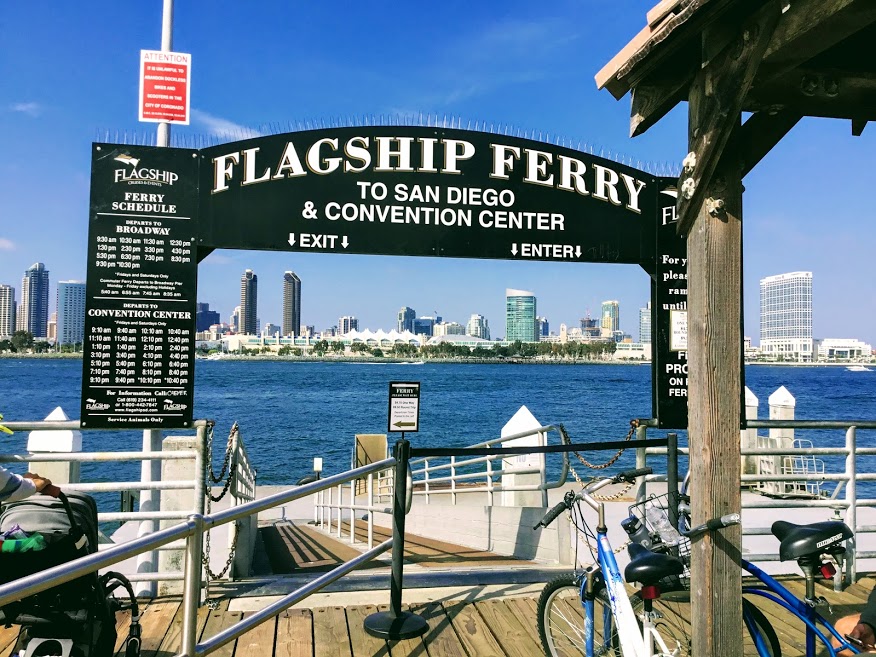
559 421 642 564
202 422 241 585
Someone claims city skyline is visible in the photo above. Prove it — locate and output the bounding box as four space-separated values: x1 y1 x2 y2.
2 3 875 346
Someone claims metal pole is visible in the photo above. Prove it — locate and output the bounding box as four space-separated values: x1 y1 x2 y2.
134 429 163 597
845 426 857 587
193 424 208 603
363 439 428 639
367 473 374 548
156 0 173 148
668 432 679 531
635 423 648 503
180 515 204 657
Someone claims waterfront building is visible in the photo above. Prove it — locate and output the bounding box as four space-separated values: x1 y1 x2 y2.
397 306 416 333
196 303 221 332
434 321 465 337
17 263 49 338
263 323 281 337
300 325 315 338
412 316 438 338
815 338 873 362
466 314 490 340
425 334 493 350
506 289 537 342
760 271 813 362
282 271 301 337
47 313 56 343
338 316 359 335
537 316 550 338
639 302 652 344
601 300 620 338
580 315 600 338
0 285 15 338
240 270 258 335
56 280 86 345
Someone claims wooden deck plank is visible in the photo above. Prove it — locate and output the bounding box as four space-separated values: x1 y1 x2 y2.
201 608 244 657
504 598 541 646
473 599 542 657
378 605 426 657
441 600 504 657
275 609 313 657
0 626 20 657
235 612 278 657
138 598 182 657
409 601 468 657
312 606 352 657
344 605 389 657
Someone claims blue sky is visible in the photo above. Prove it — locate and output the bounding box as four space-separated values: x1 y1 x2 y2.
1 1 874 344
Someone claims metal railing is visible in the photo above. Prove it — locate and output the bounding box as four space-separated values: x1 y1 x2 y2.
0 454 398 657
314 424 570 536
636 419 876 582
0 419 258 588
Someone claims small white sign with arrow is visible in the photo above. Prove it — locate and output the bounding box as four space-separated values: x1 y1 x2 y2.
388 381 420 433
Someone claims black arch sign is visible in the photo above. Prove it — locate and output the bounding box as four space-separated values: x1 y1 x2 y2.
80 128 687 429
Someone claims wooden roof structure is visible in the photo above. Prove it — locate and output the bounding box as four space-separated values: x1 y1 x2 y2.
596 2 876 656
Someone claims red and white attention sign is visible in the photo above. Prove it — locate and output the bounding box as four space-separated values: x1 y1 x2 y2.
139 50 191 124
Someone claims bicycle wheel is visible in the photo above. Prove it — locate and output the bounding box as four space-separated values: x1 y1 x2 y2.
597 588 692 657
743 598 782 657
538 575 587 657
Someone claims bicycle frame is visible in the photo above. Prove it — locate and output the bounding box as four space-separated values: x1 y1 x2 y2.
579 514 678 656
741 559 860 656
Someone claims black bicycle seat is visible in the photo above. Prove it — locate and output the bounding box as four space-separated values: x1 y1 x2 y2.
624 542 684 586
771 520 852 561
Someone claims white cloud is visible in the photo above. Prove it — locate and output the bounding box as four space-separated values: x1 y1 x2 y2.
192 109 261 139
0 238 15 251
10 102 41 117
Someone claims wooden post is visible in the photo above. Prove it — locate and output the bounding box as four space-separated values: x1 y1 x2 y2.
687 109 744 656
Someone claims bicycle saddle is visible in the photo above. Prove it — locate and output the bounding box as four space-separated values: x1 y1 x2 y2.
624 542 684 586
771 520 852 561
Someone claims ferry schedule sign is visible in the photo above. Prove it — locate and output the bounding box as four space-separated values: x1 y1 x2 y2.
388 382 420 433
139 50 191 125
80 144 199 429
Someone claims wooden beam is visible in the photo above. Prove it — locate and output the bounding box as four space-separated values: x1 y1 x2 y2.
687 144 744 657
676 2 783 235
737 111 802 177
630 74 691 137
852 119 868 135
758 0 876 82
746 69 876 120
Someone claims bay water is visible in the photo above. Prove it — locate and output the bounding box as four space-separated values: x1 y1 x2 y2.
1 359 875 498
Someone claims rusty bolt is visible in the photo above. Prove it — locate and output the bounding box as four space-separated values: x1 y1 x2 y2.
707 198 726 217
682 152 697 173
823 77 839 97
681 177 697 200
801 75 819 97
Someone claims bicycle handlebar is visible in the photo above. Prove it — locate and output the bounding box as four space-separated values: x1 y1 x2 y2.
533 467 653 530
684 513 741 539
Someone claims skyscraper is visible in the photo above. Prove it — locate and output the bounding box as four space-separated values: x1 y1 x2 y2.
282 271 302 337
760 271 813 362
466 314 490 340
0 285 15 338
537 316 549 338
639 302 652 344
56 281 86 345
601 300 620 337
230 306 241 333
17 263 49 337
506 289 537 342
240 270 258 335
196 302 221 332
397 306 416 333
338 316 359 334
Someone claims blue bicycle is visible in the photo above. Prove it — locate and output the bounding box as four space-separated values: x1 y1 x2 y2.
535 467 739 657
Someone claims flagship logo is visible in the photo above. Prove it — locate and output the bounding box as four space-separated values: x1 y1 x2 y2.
114 154 178 186
816 533 843 549
85 398 111 411
163 399 188 412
